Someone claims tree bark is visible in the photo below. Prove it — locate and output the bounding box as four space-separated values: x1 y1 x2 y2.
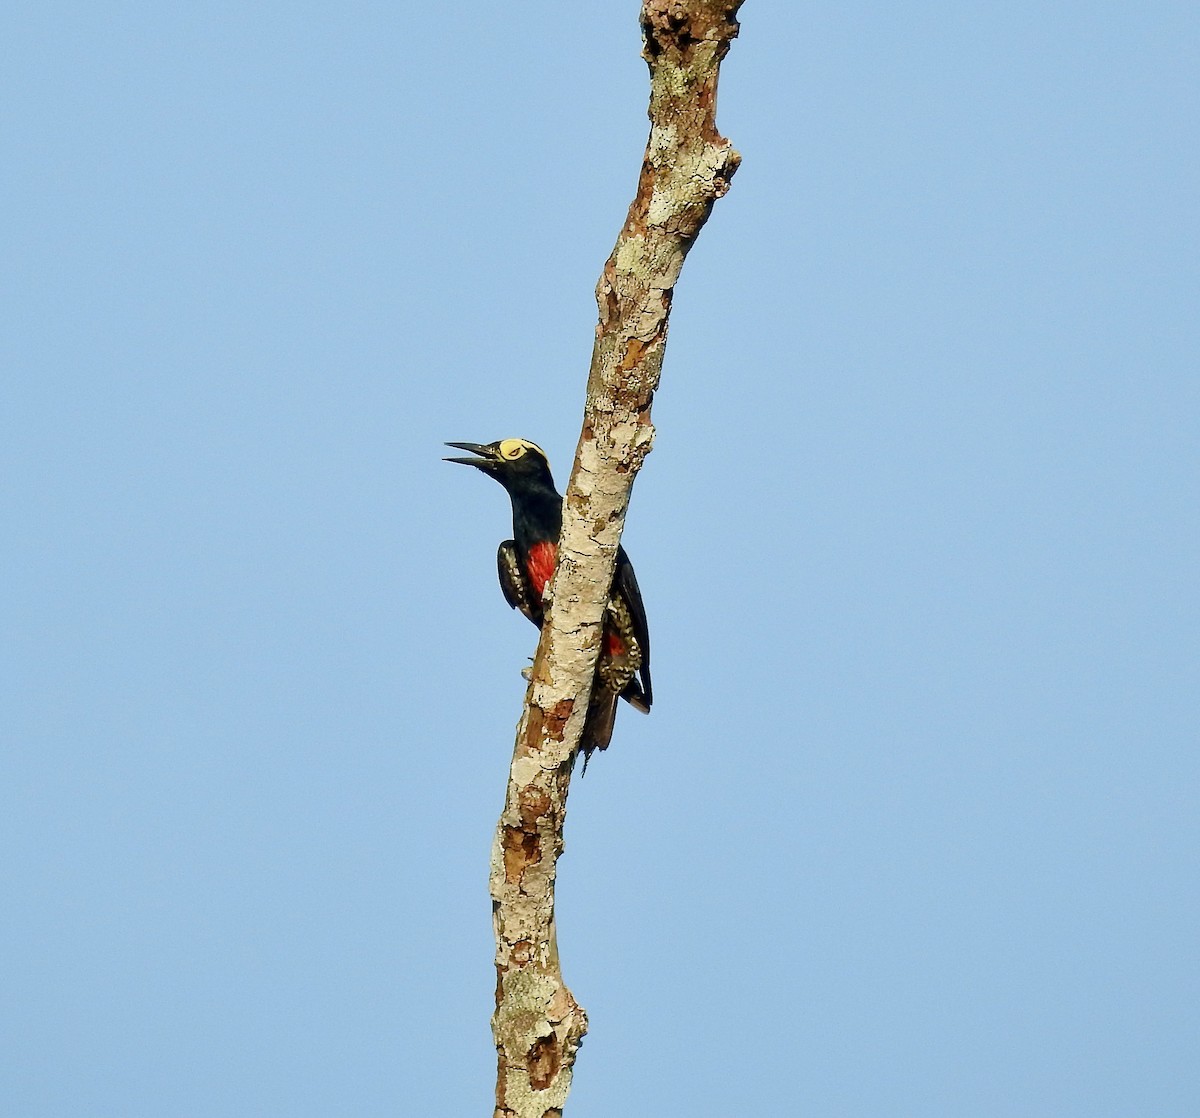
490 4 744 1114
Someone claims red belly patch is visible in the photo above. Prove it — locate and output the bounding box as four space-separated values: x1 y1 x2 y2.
605 632 626 658
525 541 558 597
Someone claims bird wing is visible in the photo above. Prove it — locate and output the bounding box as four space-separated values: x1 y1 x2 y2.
497 540 541 626
614 544 652 710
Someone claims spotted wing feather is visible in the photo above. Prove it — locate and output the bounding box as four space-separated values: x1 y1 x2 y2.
613 545 652 712
497 540 540 626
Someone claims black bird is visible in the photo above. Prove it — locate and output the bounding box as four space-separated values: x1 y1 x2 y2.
445 438 652 766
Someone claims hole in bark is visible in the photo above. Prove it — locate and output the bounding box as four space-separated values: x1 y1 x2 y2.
527 1034 562 1090
640 15 661 57
642 6 698 56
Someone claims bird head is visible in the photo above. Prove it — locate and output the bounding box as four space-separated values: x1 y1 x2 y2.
444 439 556 493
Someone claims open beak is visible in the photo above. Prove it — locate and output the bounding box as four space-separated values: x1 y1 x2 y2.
444 441 499 470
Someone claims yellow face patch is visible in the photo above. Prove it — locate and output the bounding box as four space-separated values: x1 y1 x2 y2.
497 438 544 462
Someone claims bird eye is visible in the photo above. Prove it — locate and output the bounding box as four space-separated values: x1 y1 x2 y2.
499 439 527 461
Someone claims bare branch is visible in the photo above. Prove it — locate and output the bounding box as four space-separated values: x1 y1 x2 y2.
490 4 743 1114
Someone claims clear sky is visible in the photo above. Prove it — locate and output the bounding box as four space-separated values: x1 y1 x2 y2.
3 3 1197 1115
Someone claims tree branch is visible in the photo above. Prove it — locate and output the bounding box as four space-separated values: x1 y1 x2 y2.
490 4 743 1114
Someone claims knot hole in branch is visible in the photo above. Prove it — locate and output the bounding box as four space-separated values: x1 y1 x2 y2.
641 3 698 58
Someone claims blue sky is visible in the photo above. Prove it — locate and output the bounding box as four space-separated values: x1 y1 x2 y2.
3 3 1197 1114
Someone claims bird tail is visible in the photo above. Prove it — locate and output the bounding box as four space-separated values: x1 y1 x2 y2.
621 677 651 714
578 687 620 774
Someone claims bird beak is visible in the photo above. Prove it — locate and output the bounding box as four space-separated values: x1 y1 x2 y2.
444 441 499 470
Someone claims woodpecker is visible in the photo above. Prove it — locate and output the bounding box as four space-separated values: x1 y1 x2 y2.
445 438 652 767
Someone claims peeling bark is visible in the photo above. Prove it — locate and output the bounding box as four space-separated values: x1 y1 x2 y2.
490 4 743 1114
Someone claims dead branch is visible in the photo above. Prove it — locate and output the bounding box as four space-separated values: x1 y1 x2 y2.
490 4 744 1114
